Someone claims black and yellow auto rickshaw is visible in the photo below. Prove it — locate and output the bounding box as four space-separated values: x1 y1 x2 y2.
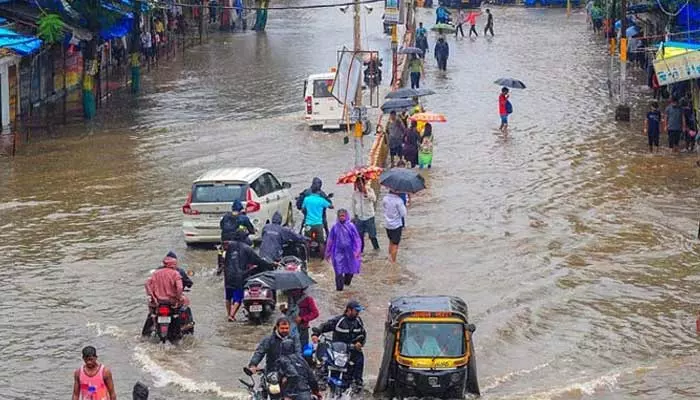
374 296 479 398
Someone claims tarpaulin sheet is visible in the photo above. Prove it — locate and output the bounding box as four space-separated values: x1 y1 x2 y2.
0 27 41 55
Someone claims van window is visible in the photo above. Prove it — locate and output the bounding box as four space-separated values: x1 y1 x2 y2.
264 173 283 193
313 79 334 98
192 183 246 203
250 178 270 197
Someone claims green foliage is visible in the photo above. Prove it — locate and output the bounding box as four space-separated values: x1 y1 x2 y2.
37 13 65 44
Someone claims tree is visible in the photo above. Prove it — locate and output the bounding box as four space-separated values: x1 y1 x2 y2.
37 13 65 44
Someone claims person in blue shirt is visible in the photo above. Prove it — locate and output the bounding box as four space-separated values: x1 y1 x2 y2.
302 188 332 257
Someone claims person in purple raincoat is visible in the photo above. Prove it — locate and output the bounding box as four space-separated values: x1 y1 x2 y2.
325 209 362 291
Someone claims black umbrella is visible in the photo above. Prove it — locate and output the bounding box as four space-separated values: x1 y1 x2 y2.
385 87 436 99
398 46 424 55
379 168 426 193
246 270 316 291
381 98 417 113
494 78 526 89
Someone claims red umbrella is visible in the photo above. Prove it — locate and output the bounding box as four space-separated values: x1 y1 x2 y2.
337 165 383 184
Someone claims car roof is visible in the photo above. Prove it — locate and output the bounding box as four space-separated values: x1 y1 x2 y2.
307 72 335 80
388 296 469 322
194 168 269 183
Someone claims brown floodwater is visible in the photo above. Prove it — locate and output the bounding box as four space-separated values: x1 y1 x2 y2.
2 4 700 400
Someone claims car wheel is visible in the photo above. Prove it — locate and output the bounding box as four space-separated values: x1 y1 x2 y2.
285 204 294 226
466 341 480 396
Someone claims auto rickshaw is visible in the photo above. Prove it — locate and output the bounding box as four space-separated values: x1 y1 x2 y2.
374 296 479 398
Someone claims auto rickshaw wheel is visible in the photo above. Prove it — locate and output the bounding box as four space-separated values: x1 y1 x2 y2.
465 341 480 396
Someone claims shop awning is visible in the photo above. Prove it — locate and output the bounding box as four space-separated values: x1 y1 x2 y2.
654 41 700 85
0 26 41 55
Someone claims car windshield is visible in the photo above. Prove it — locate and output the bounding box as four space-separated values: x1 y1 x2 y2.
313 79 334 98
399 322 464 358
192 183 246 203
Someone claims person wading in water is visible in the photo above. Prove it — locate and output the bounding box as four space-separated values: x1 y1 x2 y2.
72 346 117 400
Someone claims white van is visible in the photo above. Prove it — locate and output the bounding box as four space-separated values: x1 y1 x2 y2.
303 72 347 130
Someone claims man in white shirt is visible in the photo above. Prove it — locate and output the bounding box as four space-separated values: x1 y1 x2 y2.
382 190 407 263
352 178 380 252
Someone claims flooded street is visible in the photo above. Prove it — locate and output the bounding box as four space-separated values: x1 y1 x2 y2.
3 4 700 399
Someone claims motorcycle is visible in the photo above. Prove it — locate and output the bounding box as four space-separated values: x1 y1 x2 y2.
281 240 309 273
312 335 357 400
149 289 194 344
240 367 283 400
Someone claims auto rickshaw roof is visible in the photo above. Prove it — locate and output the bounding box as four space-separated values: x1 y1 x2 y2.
388 295 468 323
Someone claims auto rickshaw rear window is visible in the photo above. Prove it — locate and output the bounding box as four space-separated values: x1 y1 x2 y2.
399 322 465 358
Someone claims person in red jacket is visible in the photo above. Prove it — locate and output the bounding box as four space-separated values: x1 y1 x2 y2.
498 87 510 133
281 288 319 347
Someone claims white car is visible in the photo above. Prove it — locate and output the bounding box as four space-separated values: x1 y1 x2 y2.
182 167 294 245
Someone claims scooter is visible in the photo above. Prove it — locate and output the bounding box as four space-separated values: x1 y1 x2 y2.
242 276 276 324
281 240 309 272
240 367 283 400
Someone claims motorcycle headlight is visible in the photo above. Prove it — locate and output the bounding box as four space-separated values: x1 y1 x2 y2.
268 384 281 395
450 372 462 383
333 351 348 367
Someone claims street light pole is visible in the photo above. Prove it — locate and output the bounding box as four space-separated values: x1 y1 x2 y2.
352 0 364 167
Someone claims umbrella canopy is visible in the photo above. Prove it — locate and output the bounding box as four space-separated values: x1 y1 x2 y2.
385 87 436 99
409 112 447 123
494 78 527 89
431 23 456 33
399 46 424 55
381 98 417 113
337 165 384 184
247 270 316 291
380 168 426 193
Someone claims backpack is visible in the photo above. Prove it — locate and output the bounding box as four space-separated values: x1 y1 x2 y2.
295 190 307 211
505 100 513 115
221 213 241 234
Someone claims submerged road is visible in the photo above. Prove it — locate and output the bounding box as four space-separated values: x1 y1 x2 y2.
2 3 700 399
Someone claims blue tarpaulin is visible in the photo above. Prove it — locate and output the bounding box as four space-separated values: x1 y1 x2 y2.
0 26 42 55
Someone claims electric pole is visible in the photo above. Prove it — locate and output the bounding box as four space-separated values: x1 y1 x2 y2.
615 0 630 121
352 0 364 167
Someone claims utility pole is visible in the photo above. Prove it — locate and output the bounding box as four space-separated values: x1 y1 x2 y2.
615 0 630 121
352 0 364 167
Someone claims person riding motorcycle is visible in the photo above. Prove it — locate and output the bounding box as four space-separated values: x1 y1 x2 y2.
276 338 322 400
363 57 382 88
223 229 276 321
296 177 333 236
220 199 255 245
260 211 307 262
142 252 187 336
311 300 367 392
249 317 302 373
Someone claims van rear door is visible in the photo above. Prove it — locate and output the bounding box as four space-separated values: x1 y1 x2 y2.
312 78 344 125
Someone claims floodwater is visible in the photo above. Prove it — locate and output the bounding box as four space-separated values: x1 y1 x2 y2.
2 4 700 400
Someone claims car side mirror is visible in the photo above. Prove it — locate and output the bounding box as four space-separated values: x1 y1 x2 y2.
282 182 292 189
466 323 476 333
243 367 253 376
328 193 334 198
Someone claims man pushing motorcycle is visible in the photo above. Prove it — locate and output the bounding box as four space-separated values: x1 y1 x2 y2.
142 252 189 337
311 300 367 393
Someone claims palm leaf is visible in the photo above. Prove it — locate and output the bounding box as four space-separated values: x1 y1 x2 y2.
37 13 65 44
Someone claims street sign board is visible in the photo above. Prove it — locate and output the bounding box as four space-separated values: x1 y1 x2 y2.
349 106 367 123
654 50 700 85
331 47 362 105
385 0 399 24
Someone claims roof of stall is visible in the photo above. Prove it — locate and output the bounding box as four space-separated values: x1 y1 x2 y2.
0 25 41 55
656 41 700 60
387 295 469 323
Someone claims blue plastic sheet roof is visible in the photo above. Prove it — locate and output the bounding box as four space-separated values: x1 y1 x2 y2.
0 26 42 55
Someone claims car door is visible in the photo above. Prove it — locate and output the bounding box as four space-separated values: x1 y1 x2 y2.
264 173 286 217
249 176 272 226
